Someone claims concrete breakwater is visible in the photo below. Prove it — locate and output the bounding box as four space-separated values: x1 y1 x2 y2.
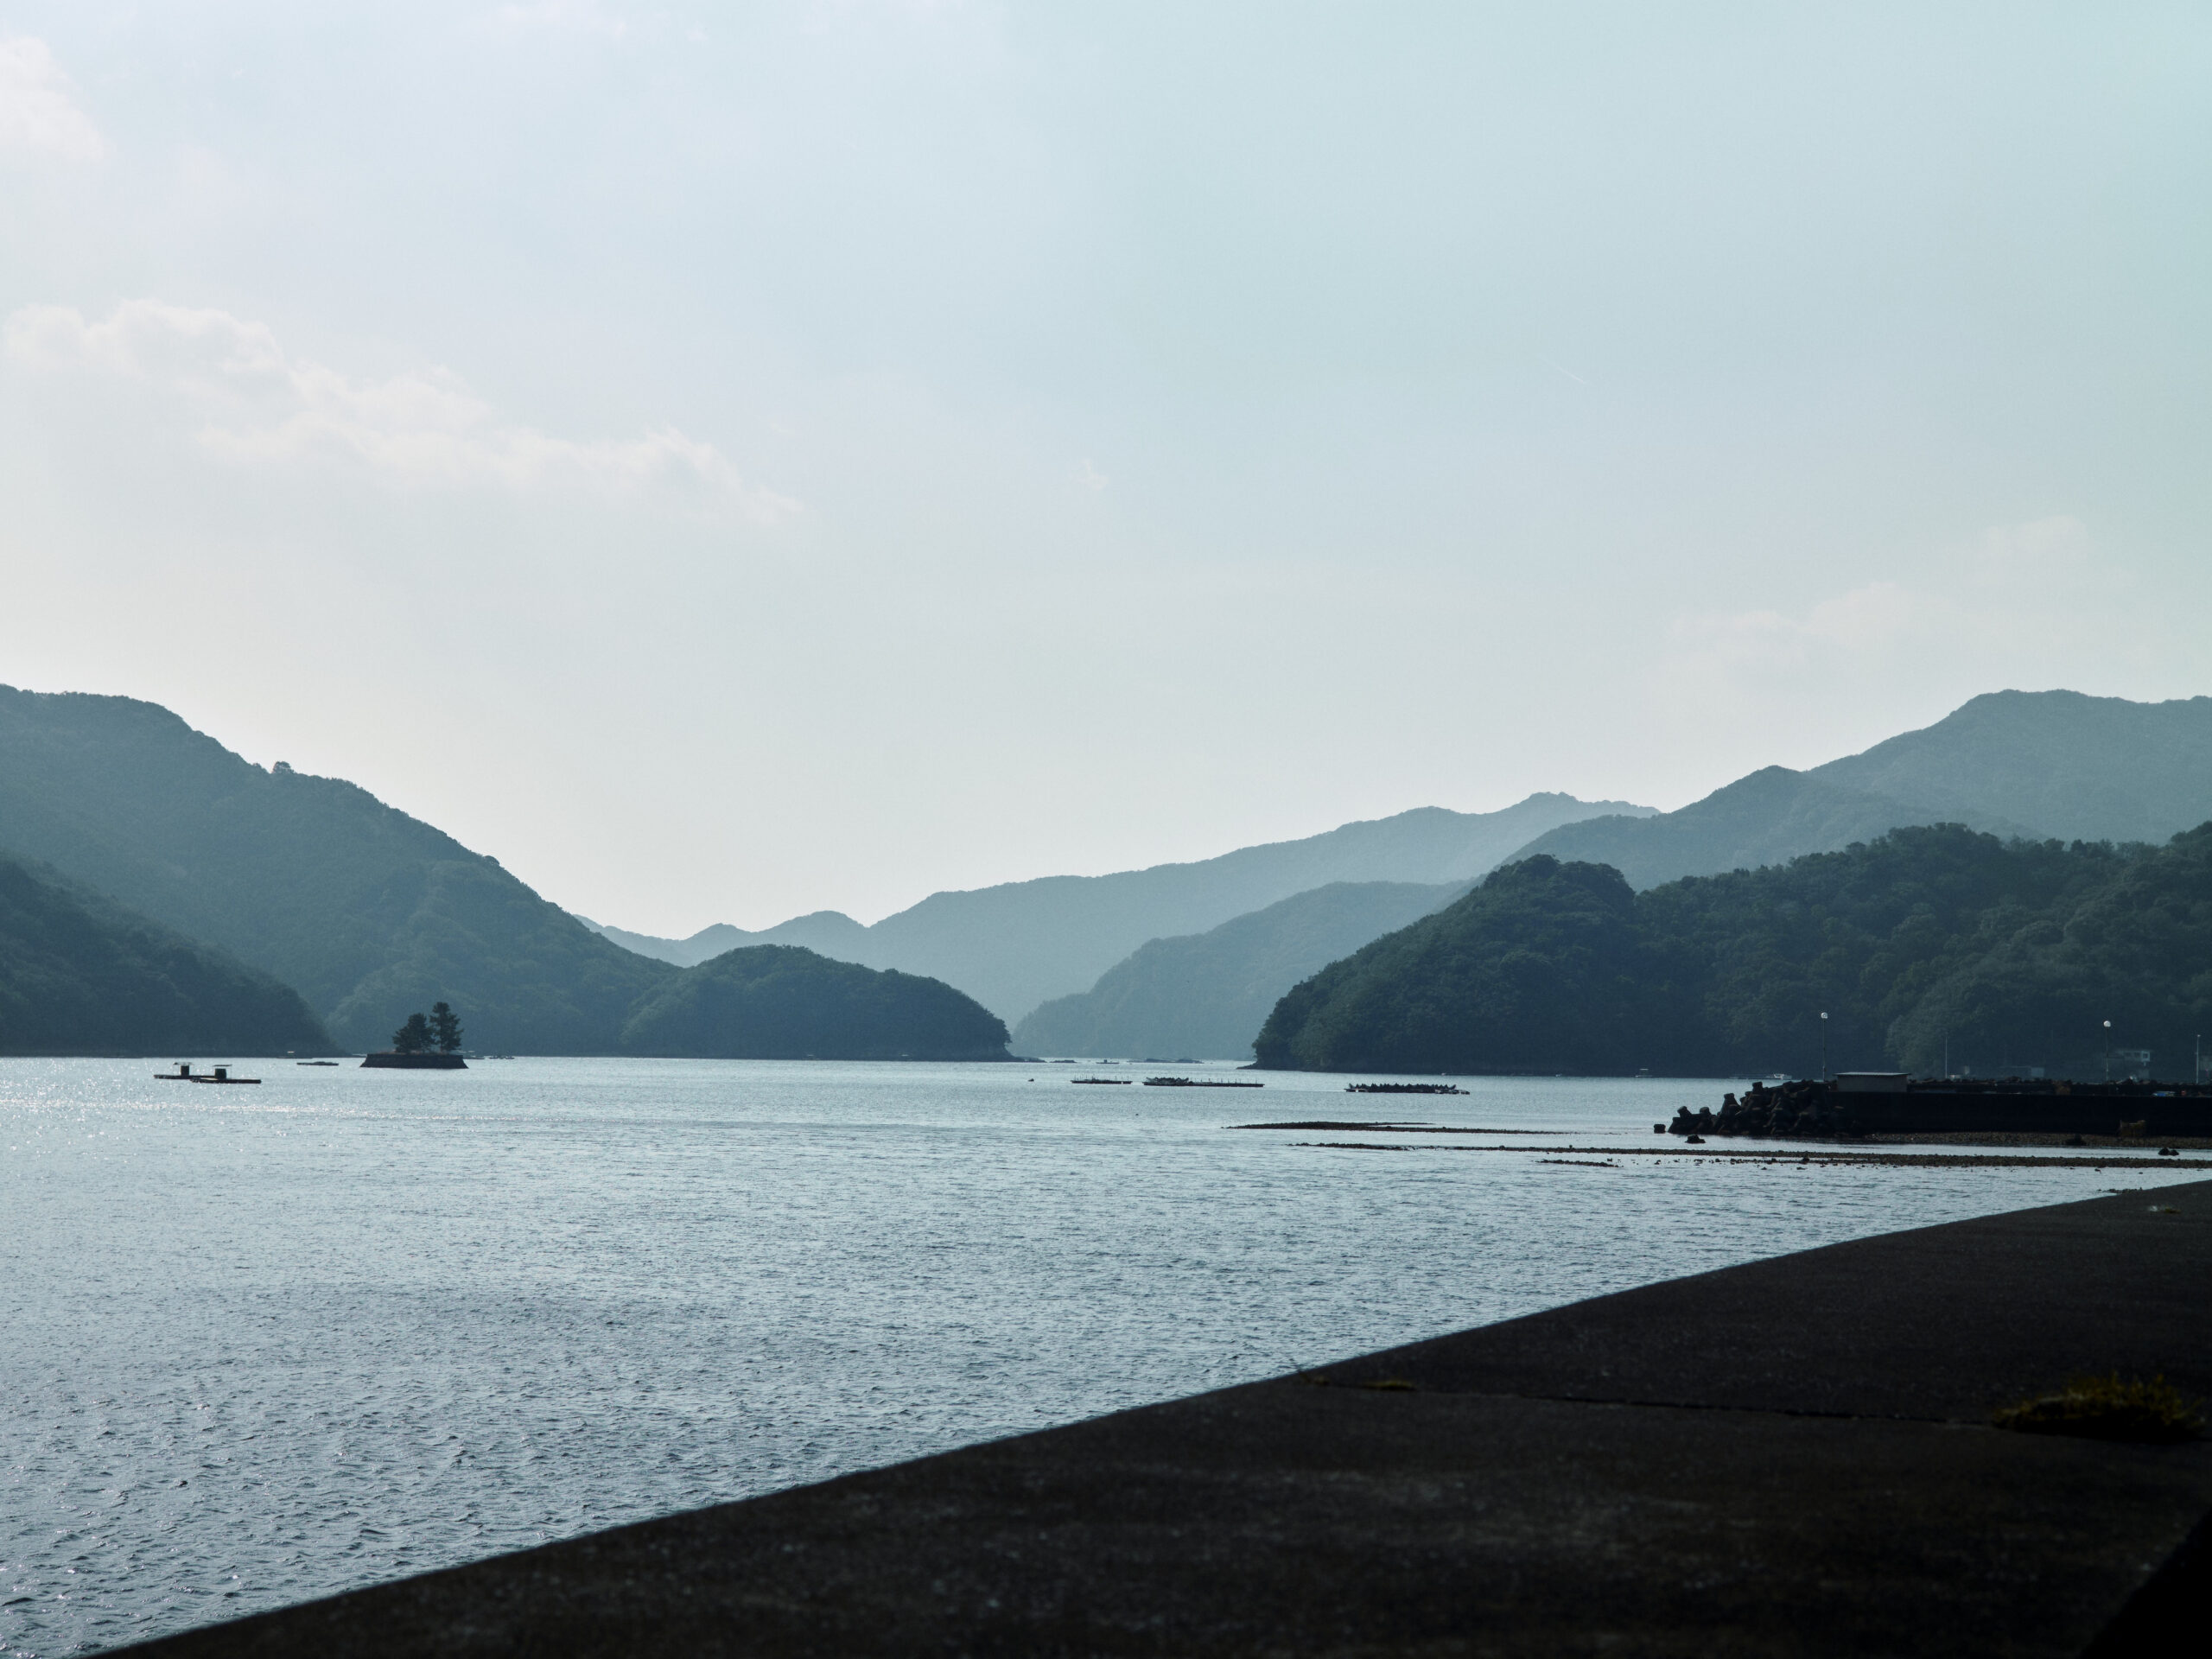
1670 1076 2212 1141
118 1180 2211 1657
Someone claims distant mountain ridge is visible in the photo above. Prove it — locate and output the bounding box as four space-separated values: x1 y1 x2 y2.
583 911 874 969
1011 879 1470 1059
581 792 1656 1021
1500 766 2038 891
1500 691 2212 890
999 688 2212 1063
1808 689 2212 844
19 681 2207 1062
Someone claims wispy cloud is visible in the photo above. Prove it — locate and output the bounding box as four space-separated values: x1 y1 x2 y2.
1671 579 1934 674
1654 515 2120 739
0 36 105 163
5 300 797 519
1971 514 2091 583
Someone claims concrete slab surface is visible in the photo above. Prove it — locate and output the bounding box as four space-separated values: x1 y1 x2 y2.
1325 1178 2212 1419
116 1181 2212 1657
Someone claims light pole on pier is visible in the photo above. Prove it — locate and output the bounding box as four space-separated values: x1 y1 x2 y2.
1820 1011 1828 1083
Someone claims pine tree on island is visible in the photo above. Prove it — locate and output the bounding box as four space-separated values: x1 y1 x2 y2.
366 1004 468 1068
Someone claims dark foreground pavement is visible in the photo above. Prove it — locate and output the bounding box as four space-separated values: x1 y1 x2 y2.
121 1181 2212 1657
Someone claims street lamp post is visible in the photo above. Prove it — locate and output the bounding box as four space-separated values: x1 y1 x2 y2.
1820 1011 1828 1083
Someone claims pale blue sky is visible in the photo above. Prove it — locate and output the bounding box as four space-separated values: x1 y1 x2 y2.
3 2 2208 931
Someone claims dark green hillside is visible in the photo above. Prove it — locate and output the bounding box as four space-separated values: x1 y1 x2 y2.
1013 880 1468 1059
620 946 1011 1060
0 686 673 1052
1255 858 1684 1075
1255 825 2212 1078
0 851 334 1055
1881 824 2212 1075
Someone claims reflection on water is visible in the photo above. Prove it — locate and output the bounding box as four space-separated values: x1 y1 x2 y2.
1 1058 2194 1655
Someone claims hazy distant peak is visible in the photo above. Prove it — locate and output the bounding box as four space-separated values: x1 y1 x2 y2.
580 909 872 969
1810 688 2212 846
1498 689 2212 892
584 792 1656 1016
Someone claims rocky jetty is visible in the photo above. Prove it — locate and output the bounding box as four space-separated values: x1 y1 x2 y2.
1669 1077 2212 1140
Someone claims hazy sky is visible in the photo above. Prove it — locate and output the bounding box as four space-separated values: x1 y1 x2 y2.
3 3 2207 932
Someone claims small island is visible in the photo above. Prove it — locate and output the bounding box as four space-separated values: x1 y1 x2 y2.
361 1002 467 1069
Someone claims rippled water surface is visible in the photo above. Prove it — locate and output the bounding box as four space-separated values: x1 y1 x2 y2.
3 1057 2198 1654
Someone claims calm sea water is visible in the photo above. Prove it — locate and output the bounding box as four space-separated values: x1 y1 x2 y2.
2 1057 2197 1656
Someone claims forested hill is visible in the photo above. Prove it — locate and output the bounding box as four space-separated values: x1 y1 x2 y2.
0 850 334 1056
0 687 673 1052
620 946 1010 1060
1255 823 2212 1079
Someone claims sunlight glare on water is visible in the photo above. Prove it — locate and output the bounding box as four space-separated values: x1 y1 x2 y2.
1 1057 2197 1655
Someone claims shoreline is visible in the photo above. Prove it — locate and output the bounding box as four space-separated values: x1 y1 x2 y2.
1294 1141 2212 1169
117 1180 2212 1656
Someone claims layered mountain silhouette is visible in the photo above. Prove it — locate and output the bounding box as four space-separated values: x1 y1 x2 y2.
1497 766 2037 891
1807 689 2212 844
1007 690 2212 1059
0 849 334 1056
585 910 874 969
13 681 2210 1065
0 686 677 1052
0 686 1016 1058
1503 691 2212 890
1012 880 1469 1059
1252 823 2212 1079
584 793 1655 1021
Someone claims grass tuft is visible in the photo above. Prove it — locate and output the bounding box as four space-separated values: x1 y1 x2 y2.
1993 1373 2203 1443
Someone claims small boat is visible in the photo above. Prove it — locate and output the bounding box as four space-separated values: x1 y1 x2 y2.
1142 1076 1264 1089
296 1060 340 1066
188 1065 260 1085
1071 1077 1133 1085
155 1062 197 1080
